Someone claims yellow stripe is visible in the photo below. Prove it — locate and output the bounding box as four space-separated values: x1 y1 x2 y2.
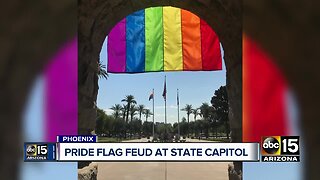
163 7 183 71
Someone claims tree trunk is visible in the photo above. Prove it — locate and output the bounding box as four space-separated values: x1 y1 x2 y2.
187 115 190 138
126 104 130 123
226 123 230 139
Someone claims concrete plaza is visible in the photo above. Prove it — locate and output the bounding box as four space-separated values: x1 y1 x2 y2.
97 138 229 180
98 162 229 180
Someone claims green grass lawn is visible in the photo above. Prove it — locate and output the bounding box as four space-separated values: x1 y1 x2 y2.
98 137 139 142
98 137 121 143
205 138 231 143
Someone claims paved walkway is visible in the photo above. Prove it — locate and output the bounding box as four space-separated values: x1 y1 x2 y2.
98 162 229 180
97 138 228 180
122 138 150 142
185 138 219 142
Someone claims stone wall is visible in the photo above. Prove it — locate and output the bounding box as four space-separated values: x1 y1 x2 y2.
78 163 98 180
228 163 242 180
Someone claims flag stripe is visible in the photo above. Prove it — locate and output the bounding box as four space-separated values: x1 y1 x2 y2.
145 7 164 72
107 19 126 73
181 9 202 70
243 37 289 142
200 19 222 70
163 7 183 71
45 39 78 142
126 10 145 73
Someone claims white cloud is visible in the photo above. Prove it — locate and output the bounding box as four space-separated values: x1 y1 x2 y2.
104 109 113 115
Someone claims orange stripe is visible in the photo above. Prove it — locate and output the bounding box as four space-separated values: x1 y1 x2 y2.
181 10 202 70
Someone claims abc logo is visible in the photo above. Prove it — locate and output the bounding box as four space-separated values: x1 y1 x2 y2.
262 137 280 154
26 145 37 156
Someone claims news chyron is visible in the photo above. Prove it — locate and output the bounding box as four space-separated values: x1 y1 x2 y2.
24 143 56 161
261 136 300 162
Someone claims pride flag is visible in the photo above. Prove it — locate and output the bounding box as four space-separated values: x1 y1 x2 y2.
107 7 222 73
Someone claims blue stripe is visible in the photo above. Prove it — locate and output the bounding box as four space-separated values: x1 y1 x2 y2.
126 10 145 73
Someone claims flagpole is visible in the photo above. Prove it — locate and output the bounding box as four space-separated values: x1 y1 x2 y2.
162 75 167 139
177 89 180 137
164 76 167 133
152 88 155 139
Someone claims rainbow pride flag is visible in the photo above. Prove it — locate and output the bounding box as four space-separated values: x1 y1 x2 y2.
107 6 222 73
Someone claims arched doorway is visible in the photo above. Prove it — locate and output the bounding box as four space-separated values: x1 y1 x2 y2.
78 1 242 179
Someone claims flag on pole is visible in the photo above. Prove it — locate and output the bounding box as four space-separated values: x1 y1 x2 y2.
177 89 179 106
162 76 167 100
149 91 154 101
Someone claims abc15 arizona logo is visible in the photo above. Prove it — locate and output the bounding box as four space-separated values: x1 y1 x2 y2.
261 136 300 162
25 144 48 160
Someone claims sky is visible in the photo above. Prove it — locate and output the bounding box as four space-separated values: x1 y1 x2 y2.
97 38 226 124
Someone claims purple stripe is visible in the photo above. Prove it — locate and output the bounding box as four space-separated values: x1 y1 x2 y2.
108 19 126 72
44 38 78 142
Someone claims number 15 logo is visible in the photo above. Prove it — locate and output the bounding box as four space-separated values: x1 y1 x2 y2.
281 136 299 155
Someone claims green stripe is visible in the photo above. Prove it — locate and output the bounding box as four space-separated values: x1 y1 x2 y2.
145 7 164 71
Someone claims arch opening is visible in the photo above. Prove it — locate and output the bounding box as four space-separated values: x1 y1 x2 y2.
78 1 242 178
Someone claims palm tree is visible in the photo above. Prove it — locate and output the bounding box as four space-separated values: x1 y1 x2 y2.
110 104 121 119
121 95 137 123
129 105 138 122
192 108 200 121
199 103 210 120
143 109 153 122
181 104 193 124
137 104 145 121
97 61 108 80
120 104 127 121
181 104 193 138
199 103 213 139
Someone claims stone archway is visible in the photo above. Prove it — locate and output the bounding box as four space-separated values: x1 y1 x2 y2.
78 0 242 179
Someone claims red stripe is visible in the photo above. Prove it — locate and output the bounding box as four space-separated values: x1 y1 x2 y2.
200 20 222 70
243 37 289 142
